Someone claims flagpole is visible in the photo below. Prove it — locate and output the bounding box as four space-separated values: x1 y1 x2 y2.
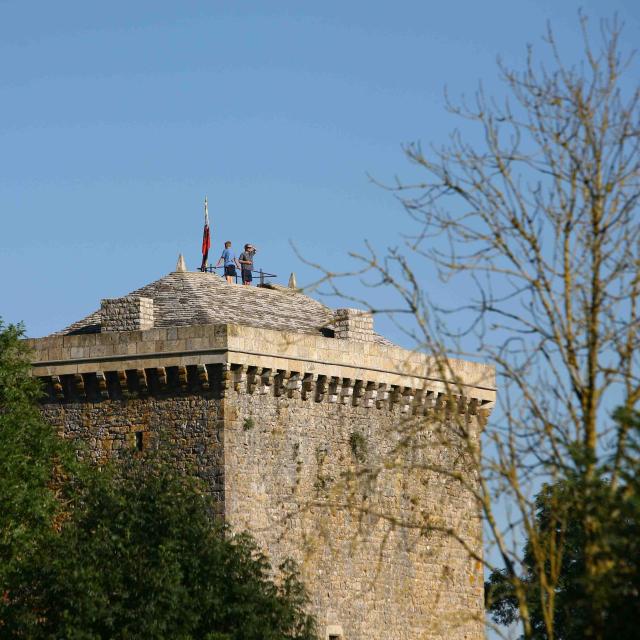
200 196 211 272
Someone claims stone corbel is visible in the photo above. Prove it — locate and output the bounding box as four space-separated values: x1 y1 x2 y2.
95 371 109 400
50 375 64 401
423 390 437 410
136 369 148 395
274 370 286 397
315 375 328 402
455 394 469 415
72 373 86 400
233 365 247 392
246 366 259 394
376 383 389 409
400 387 415 414
301 373 317 401
259 368 273 395
117 370 130 399
328 377 340 404
197 364 209 390
412 388 426 415
157 366 168 391
219 363 232 397
389 385 401 407
363 381 378 408
352 380 365 406
340 378 354 404
286 372 302 399
177 365 189 390
441 393 461 416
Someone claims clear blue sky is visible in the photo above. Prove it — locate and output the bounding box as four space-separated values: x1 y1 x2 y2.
1 0 638 340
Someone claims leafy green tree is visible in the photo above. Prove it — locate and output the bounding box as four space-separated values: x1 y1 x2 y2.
0 320 317 639
486 409 640 640
16 455 317 640
0 320 79 630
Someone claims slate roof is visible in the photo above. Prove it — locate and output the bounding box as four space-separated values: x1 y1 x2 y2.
54 270 389 343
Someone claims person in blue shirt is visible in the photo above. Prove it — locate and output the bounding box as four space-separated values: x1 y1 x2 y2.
215 241 240 284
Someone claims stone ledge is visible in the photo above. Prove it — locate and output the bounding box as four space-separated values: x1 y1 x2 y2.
27 323 496 404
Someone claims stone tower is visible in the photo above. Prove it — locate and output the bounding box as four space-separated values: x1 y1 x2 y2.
27 265 495 640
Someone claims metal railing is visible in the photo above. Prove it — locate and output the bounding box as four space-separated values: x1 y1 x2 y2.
202 265 277 286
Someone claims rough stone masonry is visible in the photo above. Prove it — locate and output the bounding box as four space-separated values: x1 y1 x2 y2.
26 265 495 640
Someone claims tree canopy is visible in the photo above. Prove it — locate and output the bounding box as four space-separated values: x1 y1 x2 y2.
486 409 640 639
0 320 318 640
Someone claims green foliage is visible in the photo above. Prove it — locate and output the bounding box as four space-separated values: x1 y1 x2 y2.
7 455 317 640
486 410 640 640
243 416 255 431
349 431 367 463
0 321 79 613
0 320 318 640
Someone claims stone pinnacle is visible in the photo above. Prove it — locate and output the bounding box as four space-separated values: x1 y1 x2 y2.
288 272 298 289
176 254 187 272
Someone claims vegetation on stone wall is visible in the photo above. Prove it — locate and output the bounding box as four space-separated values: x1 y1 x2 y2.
349 431 368 463
0 320 318 640
0 320 81 611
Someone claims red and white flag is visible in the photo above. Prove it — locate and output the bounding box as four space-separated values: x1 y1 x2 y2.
200 197 211 271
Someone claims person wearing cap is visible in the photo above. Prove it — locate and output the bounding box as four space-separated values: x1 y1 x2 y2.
215 241 240 284
238 244 257 286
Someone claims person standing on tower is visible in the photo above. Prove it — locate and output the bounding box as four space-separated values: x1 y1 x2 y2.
238 244 257 285
215 241 240 284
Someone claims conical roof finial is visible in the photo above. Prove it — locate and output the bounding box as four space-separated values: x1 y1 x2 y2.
288 272 298 289
176 254 187 272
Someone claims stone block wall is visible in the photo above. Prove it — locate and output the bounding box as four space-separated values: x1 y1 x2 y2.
101 296 154 332
225 388 483 640
41 394 225 514
29 323 493 640
334 308 374 342
39 375 483 640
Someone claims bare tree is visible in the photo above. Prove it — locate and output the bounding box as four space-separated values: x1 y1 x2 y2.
303 15 640 640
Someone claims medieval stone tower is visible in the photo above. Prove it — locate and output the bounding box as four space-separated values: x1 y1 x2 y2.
27 259 495 640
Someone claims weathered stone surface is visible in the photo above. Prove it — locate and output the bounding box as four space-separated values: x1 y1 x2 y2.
37 369 484 639
225 387 484 639
53 270 367 341
334 308 374 342
27 324 495 409
100 296 154 332
42 393 225 513
28 271 495 640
